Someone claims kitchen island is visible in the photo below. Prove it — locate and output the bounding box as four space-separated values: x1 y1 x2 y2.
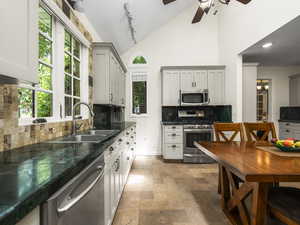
0 122 136 225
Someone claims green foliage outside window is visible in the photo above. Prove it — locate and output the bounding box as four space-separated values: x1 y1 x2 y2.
133 56 147 64
132 81 147 114
19 6 53 119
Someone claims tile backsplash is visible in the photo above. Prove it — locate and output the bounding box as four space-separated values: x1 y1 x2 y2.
0 84 92 151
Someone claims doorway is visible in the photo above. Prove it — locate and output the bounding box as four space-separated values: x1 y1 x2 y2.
256 79 271 121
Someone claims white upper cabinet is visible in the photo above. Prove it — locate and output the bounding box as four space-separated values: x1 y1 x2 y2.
0 0 39 83
180 71 194 91
208 70 225 105
194 70 208 90
180 70 208 91
161 66 225 106
162 70 181 106
93 43 127 106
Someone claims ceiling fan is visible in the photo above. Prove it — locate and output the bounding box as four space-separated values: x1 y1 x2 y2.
162 0 252 24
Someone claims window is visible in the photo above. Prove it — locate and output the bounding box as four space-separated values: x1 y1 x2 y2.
131 70 148 115
18 4 87 123
19 6 53 119
64 30 81 117
133 56 147 64
130 55 148 115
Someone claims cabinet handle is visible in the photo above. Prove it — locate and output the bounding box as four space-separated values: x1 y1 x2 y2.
286 130 290 133
286 123 290 126
131 148 134 151
126 142 130 145
131 136 134 139
172 145 177 148
118 138 123 142
126 132 130 135
172 126 176 129
172 133 176 137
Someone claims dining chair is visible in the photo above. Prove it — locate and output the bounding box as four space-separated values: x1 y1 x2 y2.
214 122 246 142
268 187 300 225
213 123 245 194
243 122 277 144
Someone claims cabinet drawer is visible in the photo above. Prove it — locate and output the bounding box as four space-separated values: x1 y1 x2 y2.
164 125 183 133
164 144 183 159
164 132 183 143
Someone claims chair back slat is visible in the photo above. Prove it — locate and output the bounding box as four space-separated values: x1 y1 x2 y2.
243 122 277 143
214 123 245 142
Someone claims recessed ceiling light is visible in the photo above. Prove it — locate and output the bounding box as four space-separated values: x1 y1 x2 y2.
262 42 273 48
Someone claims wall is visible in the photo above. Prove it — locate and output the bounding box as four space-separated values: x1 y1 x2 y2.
122 4 220 155
257 66 300 131
0 0 101 151
242 63 258 122
218 0 300 122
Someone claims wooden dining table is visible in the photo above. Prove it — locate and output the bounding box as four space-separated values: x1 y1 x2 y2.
194 141 300 225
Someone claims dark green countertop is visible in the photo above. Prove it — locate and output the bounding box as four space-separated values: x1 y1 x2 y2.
0 122 136 225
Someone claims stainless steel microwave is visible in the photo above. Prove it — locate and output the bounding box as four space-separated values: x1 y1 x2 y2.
180 89 210 106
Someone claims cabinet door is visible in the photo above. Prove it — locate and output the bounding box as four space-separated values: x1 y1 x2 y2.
290 76 300 106
208 70 225 105
180 71 194 91
0 0 39 83
194 71 208 90
104 166 112 225
162 71 180 106
109 55 118 104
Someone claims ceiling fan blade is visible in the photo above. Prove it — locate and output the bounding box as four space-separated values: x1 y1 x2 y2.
162 0 176 5
235 0 252 4
192 7 204 24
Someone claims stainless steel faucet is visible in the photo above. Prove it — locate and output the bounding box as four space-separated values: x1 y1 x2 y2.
72 102 95 135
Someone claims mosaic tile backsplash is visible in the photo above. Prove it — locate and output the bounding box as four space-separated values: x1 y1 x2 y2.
0 0 95 151
0 84 92 151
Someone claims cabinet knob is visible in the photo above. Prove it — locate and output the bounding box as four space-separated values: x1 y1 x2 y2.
126 132 130 135
286 130 290 133
131 136 134 139
119 138 123 142
131 148 134 151
172 133 176 137
109 147 114 152
126 142 130 145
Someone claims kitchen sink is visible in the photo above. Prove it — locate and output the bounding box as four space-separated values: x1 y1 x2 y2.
86 130 118 136
48 135 108 144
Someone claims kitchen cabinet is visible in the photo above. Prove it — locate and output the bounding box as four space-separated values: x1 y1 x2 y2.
0 0 39 83
93 43 127 106
162 70 181 106
180 70 208 91
279 122 300 139
161 66 225 106
162 125 183 160
208 70 225 105
104 124 136 225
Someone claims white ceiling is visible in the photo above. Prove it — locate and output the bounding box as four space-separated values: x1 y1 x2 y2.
82 0 195 53
242 15 300 66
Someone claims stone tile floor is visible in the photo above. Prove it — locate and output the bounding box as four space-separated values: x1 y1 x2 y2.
112 156 231 225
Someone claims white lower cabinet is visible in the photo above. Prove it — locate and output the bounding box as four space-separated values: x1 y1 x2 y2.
279 122 300 139
162 125 183 160
104 125 136 225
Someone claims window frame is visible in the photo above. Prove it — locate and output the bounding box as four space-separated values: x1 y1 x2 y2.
64 30 82 119
129 68 149 118
18 4 89 126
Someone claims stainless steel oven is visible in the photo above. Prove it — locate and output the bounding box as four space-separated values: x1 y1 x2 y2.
181 90 209 106
183 124 215 163
42 154 105 225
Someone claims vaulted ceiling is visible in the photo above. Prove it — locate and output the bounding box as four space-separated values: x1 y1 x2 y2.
82 0 195 53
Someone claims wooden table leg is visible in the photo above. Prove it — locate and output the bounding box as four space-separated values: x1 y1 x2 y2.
251 183 270 225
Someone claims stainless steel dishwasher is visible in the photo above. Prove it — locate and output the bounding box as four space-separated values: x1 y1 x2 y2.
41 154 105 225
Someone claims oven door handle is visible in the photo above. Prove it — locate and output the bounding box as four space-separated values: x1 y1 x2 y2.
184 129 213 132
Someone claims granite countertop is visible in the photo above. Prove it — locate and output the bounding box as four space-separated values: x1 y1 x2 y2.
278 120 300 123
0 122 136 225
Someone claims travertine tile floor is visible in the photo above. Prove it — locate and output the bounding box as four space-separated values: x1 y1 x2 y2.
113 156 231 225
